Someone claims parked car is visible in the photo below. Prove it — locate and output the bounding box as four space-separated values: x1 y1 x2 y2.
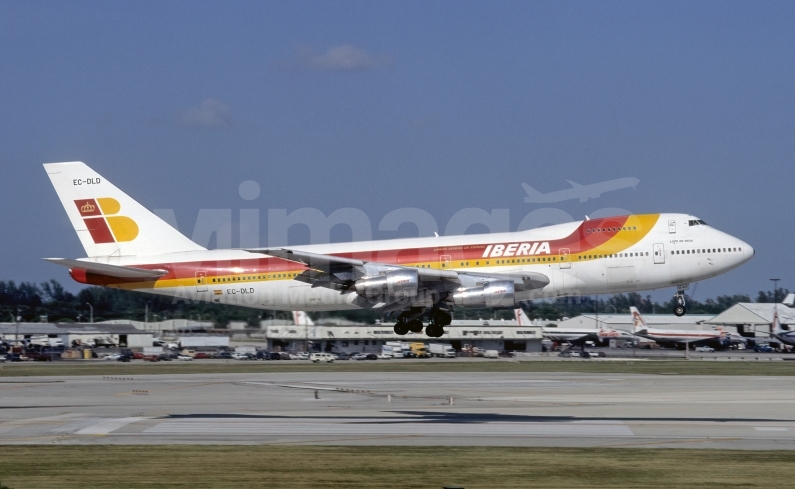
376 353 392 360
334 352 350 360
177 355 193 361
695 346 715 352
104 353 122 361
0 354 6 363
194 352 211 359
290 352 310 360
484 350 499 359
268 352 282 360
218 351 233 359
365 353 378 360
158 354 172 361
310 352 335 363
352 353 368 361
754 344 775 353
117 354 132 362
231 352 250 360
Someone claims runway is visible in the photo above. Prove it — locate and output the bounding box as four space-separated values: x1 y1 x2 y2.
2 371 795 449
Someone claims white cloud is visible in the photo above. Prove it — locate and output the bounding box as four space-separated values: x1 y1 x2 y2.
178 98 232 128
289 44 391 72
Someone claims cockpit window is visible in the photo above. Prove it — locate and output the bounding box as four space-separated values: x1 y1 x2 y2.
688 219 708 226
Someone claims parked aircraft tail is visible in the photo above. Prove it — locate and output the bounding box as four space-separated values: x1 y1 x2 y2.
514 307 533 326
629 306 648 334
44 162 205 258
292 311 315 326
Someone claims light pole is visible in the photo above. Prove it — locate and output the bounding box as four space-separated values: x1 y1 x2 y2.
771 279 781 304
85 302 94 324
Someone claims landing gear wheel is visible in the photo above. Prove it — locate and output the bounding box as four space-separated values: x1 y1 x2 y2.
394 323 409 335
408 319 424 333
673 305 686 317
426 324 444 338
431 310 452 326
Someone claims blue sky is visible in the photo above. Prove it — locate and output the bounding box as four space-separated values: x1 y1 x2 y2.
1 0 793 301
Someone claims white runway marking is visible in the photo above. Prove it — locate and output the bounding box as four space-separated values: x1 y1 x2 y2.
144 419 634 437
76 417 146 435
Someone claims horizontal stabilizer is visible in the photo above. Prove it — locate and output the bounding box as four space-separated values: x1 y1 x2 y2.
44 258 167 279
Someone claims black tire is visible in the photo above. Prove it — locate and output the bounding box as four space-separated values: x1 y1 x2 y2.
408 319 424 333
673 305 686 317
433 310 452 326
394 323 409 335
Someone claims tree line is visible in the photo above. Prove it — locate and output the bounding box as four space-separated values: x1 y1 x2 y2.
0 280 789 327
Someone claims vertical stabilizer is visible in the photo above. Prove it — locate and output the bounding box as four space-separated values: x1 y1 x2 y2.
44 162 205 257
293 311 315 326
514 308 533 326
630 307 648 334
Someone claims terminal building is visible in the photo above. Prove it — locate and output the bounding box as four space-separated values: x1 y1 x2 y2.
0 322 154 348
262 318 544 354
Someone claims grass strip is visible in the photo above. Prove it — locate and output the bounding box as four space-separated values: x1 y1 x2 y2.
0 445 794 488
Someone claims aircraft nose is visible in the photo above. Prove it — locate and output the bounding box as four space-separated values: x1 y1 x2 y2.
743 242 754 260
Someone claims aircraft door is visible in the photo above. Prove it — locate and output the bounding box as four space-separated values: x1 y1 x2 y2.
439 254 452 269
195 271 207 292
668 220 676 233
559 248 571 269
653 243 665 264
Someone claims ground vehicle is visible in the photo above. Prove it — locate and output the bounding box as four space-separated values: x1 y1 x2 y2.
231 352 249 360
104 353 122 361
754 344 775 353
365 353 378 360
0 354 5 362
193 352 211 359
409 342 428 358
428 343 456 358
290 352 309 360
117 354 132 362
268 352 282 360
310 352 335 363
218 351 233 359
157 353 172 361
484 350 499 359
384 342 409 358
352 353 368 360
334 352 350 360
177 355 193 361
695 346 715 352
376 352 392 359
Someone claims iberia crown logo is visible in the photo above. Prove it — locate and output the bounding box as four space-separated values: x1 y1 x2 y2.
74 198 139 244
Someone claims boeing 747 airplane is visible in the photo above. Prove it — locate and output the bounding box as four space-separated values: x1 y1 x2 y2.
44 162 753 338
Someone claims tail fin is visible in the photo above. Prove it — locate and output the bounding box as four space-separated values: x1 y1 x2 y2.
783 293 795 308
629 306 648 334
44 162 205 257
514 307 533 326
292 311 314 326
772 309 783 335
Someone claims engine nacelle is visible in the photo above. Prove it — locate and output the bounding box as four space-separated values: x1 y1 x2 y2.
354 269 419 301
452 280 515 308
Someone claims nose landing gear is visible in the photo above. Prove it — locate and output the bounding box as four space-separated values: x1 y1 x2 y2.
673 285 689 317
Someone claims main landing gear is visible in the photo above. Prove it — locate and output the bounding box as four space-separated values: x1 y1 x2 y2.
393 309 451 338
672 285 689 317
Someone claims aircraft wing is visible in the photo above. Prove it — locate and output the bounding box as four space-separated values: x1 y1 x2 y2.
44 258 168 279
246 248 549 306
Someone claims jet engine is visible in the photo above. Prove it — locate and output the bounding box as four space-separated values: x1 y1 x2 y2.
452 280 515 308
354 269 419 301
